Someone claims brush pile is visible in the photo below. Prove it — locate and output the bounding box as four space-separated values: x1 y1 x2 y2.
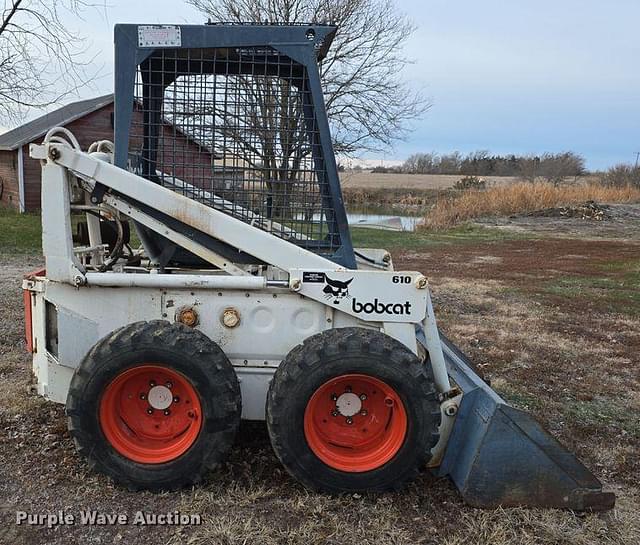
530 201 609 220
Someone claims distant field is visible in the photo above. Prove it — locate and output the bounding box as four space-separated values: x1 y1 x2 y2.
339 171 603 190
339 171 521 189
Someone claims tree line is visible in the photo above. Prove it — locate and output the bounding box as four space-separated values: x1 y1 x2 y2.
371 151 586 183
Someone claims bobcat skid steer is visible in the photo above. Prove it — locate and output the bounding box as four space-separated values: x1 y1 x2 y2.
23 23 614 510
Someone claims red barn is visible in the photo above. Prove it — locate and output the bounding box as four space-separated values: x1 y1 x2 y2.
0 94 222 212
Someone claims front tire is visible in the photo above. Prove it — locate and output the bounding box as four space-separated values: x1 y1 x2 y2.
266 328 440 492
66 320 241 491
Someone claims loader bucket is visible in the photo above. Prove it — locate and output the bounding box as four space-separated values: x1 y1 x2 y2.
432 334 615 511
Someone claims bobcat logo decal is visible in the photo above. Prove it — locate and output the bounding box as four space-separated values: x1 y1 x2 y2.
323 276 353 304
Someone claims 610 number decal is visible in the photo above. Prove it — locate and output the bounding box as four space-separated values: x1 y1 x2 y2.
392 275 411 284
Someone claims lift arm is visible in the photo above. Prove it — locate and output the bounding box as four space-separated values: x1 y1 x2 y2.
32 142 339 274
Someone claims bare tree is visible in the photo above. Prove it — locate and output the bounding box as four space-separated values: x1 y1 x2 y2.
518 153 585 184
537 152 585 184
0 0 98 123
601 164 640 188
185 0 429 156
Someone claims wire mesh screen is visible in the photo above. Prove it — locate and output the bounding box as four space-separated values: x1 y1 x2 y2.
129 46 341 255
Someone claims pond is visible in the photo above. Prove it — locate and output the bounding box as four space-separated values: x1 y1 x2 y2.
346 212 424 232
299 209 425 232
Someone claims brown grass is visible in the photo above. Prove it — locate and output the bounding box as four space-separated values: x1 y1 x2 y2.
3 237 640 544
423 182 640 229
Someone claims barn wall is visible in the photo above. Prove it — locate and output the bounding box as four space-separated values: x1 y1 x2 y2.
22 143 42 211
0 150 19 210
128 108 216 189
23 104 116 211
23 102 216 211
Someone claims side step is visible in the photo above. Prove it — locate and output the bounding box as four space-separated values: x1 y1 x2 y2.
434 333 615 511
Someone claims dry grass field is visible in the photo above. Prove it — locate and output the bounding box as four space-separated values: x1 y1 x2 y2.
339 171 603 191
339 171 521 190
0 207 639 544
338 172 617 218
424 182 640 228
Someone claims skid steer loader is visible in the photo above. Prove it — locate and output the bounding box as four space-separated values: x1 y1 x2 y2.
23 23 614 510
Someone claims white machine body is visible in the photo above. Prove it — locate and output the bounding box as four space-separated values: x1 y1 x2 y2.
23 136 455 460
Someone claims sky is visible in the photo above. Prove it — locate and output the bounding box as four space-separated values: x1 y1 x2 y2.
5 0 640 170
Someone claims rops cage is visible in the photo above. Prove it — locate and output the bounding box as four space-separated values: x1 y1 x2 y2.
112 23 356 269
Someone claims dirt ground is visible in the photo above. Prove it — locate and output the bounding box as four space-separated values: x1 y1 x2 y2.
1 211 639 544
477 203 640 240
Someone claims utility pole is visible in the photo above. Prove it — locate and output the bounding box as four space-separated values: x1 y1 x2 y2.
634 152 640 169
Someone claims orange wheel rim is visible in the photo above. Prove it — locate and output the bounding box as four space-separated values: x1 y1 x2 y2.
304 374 407 472
99 365 202 464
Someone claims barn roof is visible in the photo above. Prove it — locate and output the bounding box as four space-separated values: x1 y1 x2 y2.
0 94 114 151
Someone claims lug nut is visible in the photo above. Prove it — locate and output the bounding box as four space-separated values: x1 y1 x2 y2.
330 393 338 401
149 380 156 387
345 386 352 393
346 417 353 425
163 409 171 416
360 410 367 416
173 396 180 403
331 410 339 417
139 393 146 400
359 394 367 401
166 381 173 389
146 408 154 415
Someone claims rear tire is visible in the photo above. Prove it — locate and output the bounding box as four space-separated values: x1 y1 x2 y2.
66 320 241 491
266 327 440 492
